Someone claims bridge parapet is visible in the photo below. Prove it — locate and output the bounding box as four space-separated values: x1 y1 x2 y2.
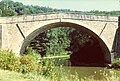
59 13 118 21
0 12 118 24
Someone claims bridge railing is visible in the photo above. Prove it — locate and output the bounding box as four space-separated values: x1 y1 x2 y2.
0 12 118 24
58 13 118 21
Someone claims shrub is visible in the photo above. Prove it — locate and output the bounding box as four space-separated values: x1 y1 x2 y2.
0 49 16 70
37 58 54 76
25 47 40 59
20 54 38 73
112 58 120 66
8 56 21 72
0 49 54 75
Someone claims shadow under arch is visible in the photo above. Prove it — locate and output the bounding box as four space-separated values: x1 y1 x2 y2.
20 22 111 65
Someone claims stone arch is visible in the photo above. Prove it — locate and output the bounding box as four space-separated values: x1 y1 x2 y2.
20 22 111 64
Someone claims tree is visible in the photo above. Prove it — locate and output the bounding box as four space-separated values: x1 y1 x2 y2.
66 29 90 53
13 2 24 15
22 7 30 15
2 7 17 16
46 27 70 55
27 27 72 57
0 9 2 16
29 31 49 57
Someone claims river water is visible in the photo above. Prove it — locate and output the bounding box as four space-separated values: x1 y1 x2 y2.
47 57 120 80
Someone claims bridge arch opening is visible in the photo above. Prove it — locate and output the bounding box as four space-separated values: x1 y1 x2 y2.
20 22 111 66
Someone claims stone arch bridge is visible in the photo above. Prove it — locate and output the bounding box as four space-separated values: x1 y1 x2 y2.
0 13 119 65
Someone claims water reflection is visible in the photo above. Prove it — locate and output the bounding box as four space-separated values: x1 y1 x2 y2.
48 57 120 80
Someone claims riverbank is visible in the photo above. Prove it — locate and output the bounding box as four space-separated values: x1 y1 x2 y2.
0 49 120 81
0 69 48 81
0 67 120 81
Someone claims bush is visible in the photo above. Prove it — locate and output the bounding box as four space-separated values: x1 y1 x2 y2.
0 49 55 76
8 57 21 72
25 47 40 59
0 49 39 73
112 58 120 67
0 49 16 70
37 58 54 76
20 55 38 73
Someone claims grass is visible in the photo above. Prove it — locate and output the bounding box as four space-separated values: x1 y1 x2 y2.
0 69 48 81
0 67 120 81
0 69 28 81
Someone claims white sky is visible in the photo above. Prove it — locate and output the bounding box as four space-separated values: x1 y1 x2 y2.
1 0 120 11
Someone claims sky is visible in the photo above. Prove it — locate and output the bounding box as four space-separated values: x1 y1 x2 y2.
1 0 120 11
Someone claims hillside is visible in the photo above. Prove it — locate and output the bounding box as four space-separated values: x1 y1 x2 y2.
0 0 119 17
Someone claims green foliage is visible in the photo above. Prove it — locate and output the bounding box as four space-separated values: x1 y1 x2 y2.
0 0 119 17
0 49 54 75
28 32 48 57
46 27 70 55
20 55 38 73
25 47 40 59
13 2 24 15
28 27 91 57
88 10 120 16
0 0 72 16
28 27 72 57
7 56 21 72
37 58 54 76
0 49 37 73
0 68 120 81
112 58 120 66
2 8 17 16
0 49 16 70
0 49 120 81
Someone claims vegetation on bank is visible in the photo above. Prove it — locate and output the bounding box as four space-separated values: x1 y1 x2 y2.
0 49 120 81
0 69 49 81
1 68 120 81
0 49 55 75
111 58 120 68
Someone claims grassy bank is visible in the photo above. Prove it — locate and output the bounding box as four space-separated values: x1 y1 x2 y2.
0 68 120 81
0 69 48 81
